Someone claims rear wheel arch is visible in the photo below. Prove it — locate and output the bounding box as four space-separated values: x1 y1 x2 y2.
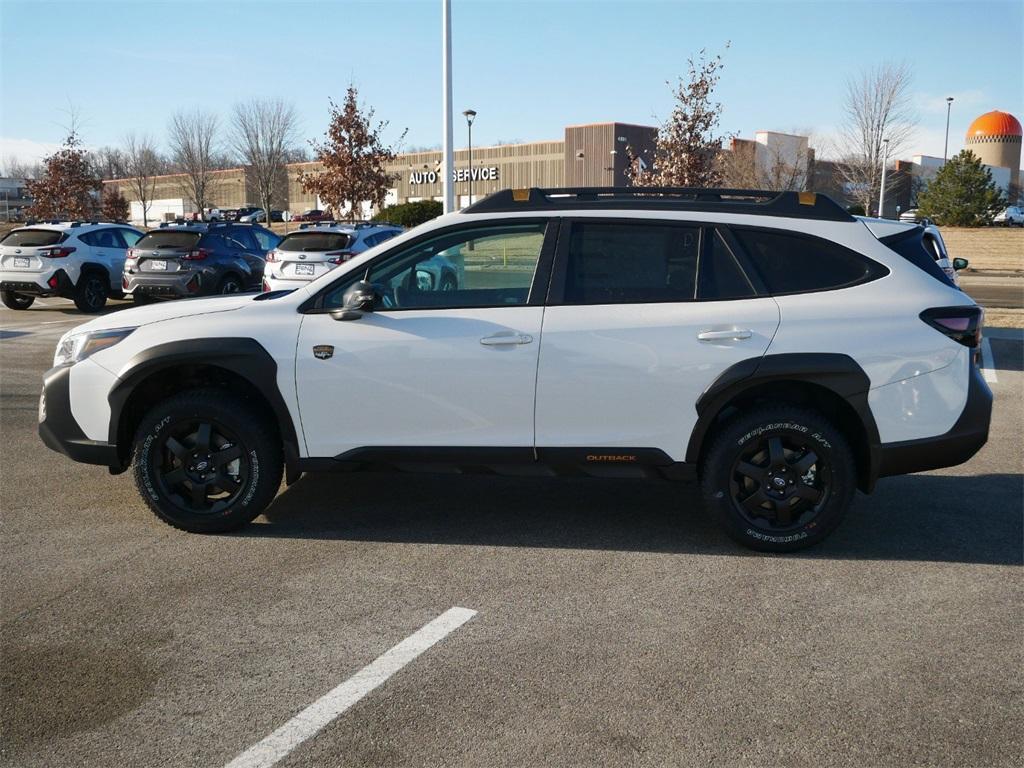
687 354 880 492
108 339 301 479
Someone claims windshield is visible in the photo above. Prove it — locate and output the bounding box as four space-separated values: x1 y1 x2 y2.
279 232 351 252
136 231 202 249
1 229 66 247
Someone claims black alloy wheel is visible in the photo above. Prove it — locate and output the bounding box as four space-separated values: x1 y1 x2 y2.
729 434 830 531
1 290 34 310
219 275 242 294
74 274 108 312
153 419 248 516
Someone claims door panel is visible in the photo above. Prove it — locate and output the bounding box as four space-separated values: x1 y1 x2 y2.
534 299 779 459
295 307 543 457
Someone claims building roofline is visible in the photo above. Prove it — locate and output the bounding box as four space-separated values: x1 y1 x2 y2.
103 167 246 184
563 121 657 131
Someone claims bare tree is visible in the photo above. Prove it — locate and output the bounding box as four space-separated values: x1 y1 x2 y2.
230 99 299 220
834 61 916 214
123 133 164 226
168 109 221 217
92 146 126 181
722 132 815 191
1 158 45 180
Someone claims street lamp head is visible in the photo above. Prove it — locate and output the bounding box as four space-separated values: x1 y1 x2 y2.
946 97 954 104
462 109 477 125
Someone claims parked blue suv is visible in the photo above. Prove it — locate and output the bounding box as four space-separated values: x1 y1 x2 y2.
122 222 280 302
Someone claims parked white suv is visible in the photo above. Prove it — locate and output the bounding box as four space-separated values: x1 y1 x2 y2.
0 221 144 312
994 205 1024 226
37 188 991 551
262 222 404 292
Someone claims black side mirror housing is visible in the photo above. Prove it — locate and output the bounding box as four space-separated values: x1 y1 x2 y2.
330 280 376 321
952 257 969 271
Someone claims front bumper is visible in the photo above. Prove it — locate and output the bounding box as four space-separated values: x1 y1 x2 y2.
38 364 121 470
0 268 71 297
876 359 992 478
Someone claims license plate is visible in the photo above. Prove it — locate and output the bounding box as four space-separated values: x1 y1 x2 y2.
13 257 30 268
149 260 167 271
294 264 315 276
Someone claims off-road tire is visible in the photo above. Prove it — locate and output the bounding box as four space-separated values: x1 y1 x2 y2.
132 388 283 533
700 405 856 552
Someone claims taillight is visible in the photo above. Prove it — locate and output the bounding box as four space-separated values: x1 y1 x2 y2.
38 246 76 259
326 251 353 265
126 248 138 260
265 250 279 263
183 248 210 261
920 306 983 348
262 280 270 292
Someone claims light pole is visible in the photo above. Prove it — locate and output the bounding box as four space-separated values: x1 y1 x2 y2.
462 109 476 206
441 0 454 213
878 138 889 218
943 96 954 165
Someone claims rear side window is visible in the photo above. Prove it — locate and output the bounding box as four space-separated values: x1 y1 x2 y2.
699 230 756 300
119 229 143 247
80 229 121 248
280 232 352 252
732 228 886 294
136 231 202 250
564 222 700 304
1 229 66 247
881 229 955 287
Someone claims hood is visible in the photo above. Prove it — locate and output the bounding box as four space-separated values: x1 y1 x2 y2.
65 294 255 335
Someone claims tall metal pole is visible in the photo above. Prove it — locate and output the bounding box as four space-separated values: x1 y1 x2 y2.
943 96 954 164
878 138 889 218
441 0 454 214
462 109 476 207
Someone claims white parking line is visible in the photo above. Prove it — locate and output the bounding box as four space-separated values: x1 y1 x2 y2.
981 338 998 384
223 606 477 768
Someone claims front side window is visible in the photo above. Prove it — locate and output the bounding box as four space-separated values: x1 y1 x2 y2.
563 222 701 304
732 228 887 294
321 223 546 310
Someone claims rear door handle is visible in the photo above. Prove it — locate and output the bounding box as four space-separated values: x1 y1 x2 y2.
697 329 752 341
480 332 533 346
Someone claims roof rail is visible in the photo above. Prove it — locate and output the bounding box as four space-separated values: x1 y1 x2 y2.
462 187 855 222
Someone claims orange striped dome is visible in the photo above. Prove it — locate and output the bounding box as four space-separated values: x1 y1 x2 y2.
966 111 1022 140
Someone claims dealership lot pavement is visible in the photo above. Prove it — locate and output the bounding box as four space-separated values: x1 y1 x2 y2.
2 299 1022 768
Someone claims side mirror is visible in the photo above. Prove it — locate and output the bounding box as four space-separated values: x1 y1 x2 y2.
330 280 376 321
953 257 969 271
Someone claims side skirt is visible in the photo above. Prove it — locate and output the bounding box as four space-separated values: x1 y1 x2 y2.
295 446 696 482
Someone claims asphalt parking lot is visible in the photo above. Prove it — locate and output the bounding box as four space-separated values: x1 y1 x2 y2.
1 298 1022 768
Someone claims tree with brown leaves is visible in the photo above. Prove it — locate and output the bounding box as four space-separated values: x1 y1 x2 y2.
25 131 98 220
628 45 734 189
100 187 130 222
299 86 406 221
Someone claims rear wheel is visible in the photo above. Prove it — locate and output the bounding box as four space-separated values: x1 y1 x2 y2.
1 291 34 310
132 389 282 533
74 273 108 313
700 405 856 552
218 274 242 294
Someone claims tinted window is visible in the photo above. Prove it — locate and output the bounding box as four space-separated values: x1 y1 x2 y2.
135 231 202 250
251 228 279 250
882 230 955 287
229 228 259 250
564 222 699 304
280 232 352 252
321 223 546 310
199 234 229 252
699 230 755 300
80 229 121 248
1 229 66 247
119 229 142 247
732 228 885 294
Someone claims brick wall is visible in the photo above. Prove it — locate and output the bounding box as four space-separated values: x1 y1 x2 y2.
939 228 1024 272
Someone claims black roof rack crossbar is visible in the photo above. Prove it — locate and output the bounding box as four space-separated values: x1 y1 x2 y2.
462 187 854 222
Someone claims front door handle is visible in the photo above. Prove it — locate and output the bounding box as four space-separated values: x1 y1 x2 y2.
697 329 752 341
480 332 533 346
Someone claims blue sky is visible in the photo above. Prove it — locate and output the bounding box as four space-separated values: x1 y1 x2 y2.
1 0 1022 168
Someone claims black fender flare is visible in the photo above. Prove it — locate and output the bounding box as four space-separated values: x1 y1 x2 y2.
77 262 112 288
685 353 881 489
107 337 301 478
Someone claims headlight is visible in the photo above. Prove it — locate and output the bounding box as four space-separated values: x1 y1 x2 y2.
54 327 135 367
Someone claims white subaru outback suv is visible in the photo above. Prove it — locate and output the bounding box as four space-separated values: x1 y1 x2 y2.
0 221 144 312
37 188 991 551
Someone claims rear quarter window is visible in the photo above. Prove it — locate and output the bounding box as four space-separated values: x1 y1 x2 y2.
135 231 202 249
731 228 887 294
1 229 66 247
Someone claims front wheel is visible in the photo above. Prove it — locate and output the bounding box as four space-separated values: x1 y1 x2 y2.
700 405 856 552
132 389 283 533
1 290 34 310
